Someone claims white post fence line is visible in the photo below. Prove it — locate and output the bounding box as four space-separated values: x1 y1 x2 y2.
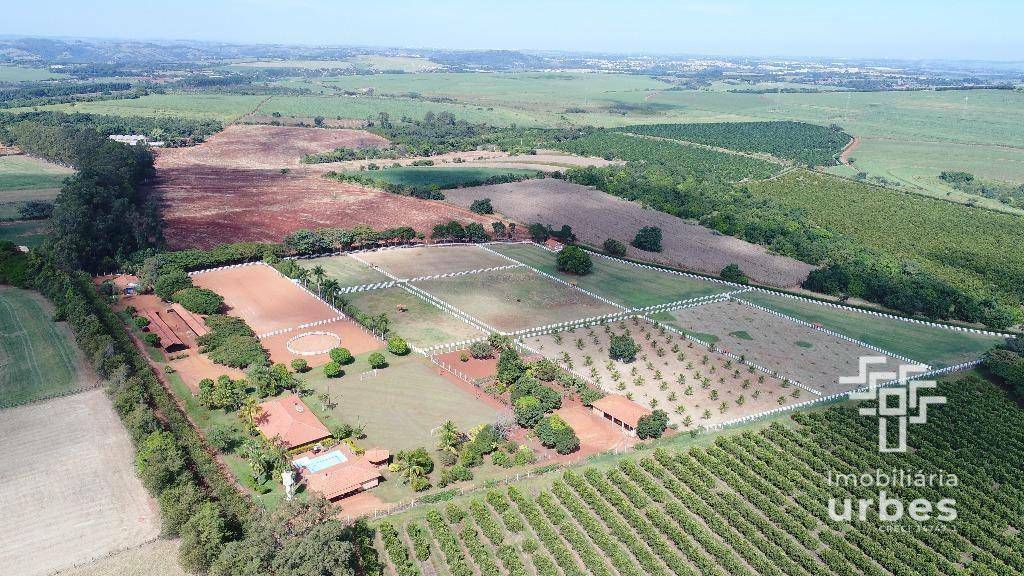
509 310 638 339
743 286 1016 338
347 251 400 281
187 260 261 277
586 248 746 289
336 281 396 294
403 263 524 283
399 283 496 335
730 297 927 368
635 292 735 314
430 356 476 386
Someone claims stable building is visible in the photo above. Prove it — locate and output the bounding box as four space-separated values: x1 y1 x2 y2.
256 394 331 449
591 394 652 437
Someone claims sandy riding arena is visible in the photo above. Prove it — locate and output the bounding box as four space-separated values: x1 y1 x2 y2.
0 390 159 576
152 125 495 249
442 178 815 287
260 317 383 366
191 263 339 335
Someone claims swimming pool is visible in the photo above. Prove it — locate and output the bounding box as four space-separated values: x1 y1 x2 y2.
293 450 347 473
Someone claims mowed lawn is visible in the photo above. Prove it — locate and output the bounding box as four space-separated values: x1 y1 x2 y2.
354 166 540 188
489 242 729 308
0 155 74 195
739 291 1006 367
0 287 92 407
345 286 483 348
300 254 392 288
414 267 621 332
301 352 502 452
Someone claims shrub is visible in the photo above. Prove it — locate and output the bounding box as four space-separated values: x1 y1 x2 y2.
513 445 536 465
206 425 237 452
603 238 627 256
290 358 309 372
136 430 186 493
536 415 579 454
609 333 640 362
513 395 544 428
580 388 605 407
720 264 749 285
329 347 353 365
631 226 662 252
469 198 494 214
387 336 410 355
158 480 204 537
368 352 387 369
154 268 192 300
207 334 265 368
178 501 229 574
133 315 150 328
491 450 512 468
497 348 527 385
172 287 224 314
636 409 670 439
469 341 494 359
556 245 593 275
143 332 161 347
530 358 559 381
527 222 550 242
438 465 474 487
323 361 343 378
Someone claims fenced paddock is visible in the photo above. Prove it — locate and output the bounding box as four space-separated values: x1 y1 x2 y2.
356 244 512 279
297 253 392 288
345 286 485 348
0 389 159 576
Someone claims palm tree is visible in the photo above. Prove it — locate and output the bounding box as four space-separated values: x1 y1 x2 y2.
436 420 463 455
311 266 326 297
238 397 262 432
321 278 340 307
388 448 434 487
295 267 309 288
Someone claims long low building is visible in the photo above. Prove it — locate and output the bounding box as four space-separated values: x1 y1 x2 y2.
591 394 652 437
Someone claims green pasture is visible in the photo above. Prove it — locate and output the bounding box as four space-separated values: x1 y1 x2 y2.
0 65 66 82
19 93 265 123
739 291 1006 367
300 254 391 289
344 286 483 348
0 220 48 247
0 155 74 195
0 287 88 407
488 242 728 309
358 166 539 189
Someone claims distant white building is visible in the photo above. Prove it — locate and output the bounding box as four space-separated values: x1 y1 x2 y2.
108 135 164 147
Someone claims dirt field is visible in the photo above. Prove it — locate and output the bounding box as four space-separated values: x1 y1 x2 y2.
659 299 908 394
554 403 630 455
442 178 815 287
0 390 160 576
153 125 496 249
526 317 801 428
191 264 338 335
414 267 621 333
55 539 188 576
261 317 384 366
345 286 484 348
434 349 499 381
355 245 512 279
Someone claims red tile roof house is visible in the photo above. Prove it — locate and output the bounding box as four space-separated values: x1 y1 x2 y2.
591 394 652 437
305 456 382 501
256 395 332 450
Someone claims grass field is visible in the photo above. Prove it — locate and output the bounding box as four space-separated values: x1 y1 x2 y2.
0 155 74 219
488 242 729 308
414 267 622 333
356 166 540 189
357 244 512 279
344 286 484 347
739 291 1006 367
259 94 555 126
300 254 392 288
0 287 92 407
0 64 66 81
21 93 265 123
300 352 502 452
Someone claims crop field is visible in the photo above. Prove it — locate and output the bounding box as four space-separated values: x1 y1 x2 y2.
0 389 159 576
0 64 66 81
0 218 48 247
258 94 556 126
353 166 539 189
0 154 74 195
153 123 492 249
747 169 1024 301
524 317 800 428
24 93 266 123
622 121 852 166
345 286 484 348
442 178 814 286
658 298 905 394
488 242 730 309
0 286 93 407
300 254 393 288
300 352 503 452
376 375 1024 576
414 267 622 333
738 291 1005 367
356 244 512 279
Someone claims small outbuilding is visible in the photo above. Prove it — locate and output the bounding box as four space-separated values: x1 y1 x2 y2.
256 395 331 449
591 394 652 437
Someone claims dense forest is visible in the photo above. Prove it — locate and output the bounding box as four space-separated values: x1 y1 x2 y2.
0 110 222 146
621 121 852 167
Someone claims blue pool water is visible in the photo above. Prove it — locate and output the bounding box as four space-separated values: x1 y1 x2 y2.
293 450 347 473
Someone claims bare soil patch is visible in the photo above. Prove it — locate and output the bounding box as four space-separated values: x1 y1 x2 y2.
442 179 815 287
526 317 801 429
238 114 367 129
664 299 906 394
261 317 384 366
153 125 495 249
434 350 498 381
192 263 338 335
0 390 160 576
840 136 861 165
555 403 629 455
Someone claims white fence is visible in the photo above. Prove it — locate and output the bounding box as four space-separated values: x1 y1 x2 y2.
400 283 496 335
430 356 477 386
405 263 524 283
336 281 396 294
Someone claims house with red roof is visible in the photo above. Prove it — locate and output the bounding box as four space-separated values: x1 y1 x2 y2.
256 394 331 449
305 457 382 501
591 394 652 436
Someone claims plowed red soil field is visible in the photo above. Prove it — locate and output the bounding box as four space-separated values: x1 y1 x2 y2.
154 125 497 249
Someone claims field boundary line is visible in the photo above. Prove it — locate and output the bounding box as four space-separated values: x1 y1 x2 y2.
730 296 926 368
398 282 496 336
336 281 397 294
403 263 524 283
743 286 1014 338
348 252 400 281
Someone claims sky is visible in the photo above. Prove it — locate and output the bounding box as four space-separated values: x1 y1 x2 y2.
3 0 1022 61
